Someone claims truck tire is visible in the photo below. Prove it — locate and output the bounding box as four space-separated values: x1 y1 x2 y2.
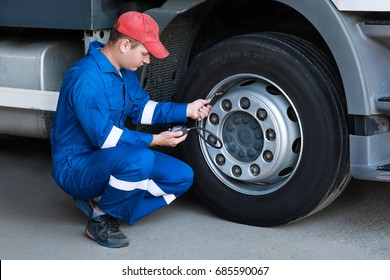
175 32 350 226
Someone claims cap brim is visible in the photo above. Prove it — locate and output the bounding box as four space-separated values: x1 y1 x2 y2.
145 41 169 59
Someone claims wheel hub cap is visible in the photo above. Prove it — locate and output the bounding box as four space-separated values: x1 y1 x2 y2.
199 75 302 195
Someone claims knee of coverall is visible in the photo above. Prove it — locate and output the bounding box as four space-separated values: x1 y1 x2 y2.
115 147 156 181
174 161 194 188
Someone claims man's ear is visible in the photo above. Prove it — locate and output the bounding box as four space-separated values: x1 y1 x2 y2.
119 39 131 53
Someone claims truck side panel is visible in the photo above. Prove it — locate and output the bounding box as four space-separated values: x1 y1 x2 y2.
0 0 118 30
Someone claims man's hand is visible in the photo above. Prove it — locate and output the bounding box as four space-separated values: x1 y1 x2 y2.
187 99 212 121
150 130 188 147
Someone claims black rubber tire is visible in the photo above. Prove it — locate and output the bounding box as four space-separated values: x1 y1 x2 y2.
175 32 350 226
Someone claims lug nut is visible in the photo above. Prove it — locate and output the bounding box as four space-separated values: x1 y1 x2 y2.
207 135 217 145
263 150 273 162
257 108 267 121
266 129 276 141
216 154 225 166
222 99 232 111
250 164 260 176
240 97 250 109
232 165 242 177
210 113 219 125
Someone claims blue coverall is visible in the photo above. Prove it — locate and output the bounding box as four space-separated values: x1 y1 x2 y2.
50 41 193 225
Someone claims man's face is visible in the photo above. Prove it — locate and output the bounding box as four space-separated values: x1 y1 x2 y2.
121 40 151 71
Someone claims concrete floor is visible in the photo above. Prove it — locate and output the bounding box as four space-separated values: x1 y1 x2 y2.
1 136 390 260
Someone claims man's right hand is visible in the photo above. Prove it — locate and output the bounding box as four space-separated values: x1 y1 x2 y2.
150 130 188 147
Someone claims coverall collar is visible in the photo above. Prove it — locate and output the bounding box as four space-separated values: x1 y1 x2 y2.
89 41 119 75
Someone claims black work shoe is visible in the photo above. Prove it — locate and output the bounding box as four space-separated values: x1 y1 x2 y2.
85 215 129 248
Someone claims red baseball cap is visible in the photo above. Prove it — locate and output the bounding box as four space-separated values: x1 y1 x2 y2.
114 11 169 59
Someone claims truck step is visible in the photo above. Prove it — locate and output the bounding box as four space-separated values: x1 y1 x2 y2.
377 163 390 171
375 165 390 181
375 97 390 112
350 133 390 182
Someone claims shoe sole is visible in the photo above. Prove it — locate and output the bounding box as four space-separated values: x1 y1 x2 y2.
85 227 129 248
